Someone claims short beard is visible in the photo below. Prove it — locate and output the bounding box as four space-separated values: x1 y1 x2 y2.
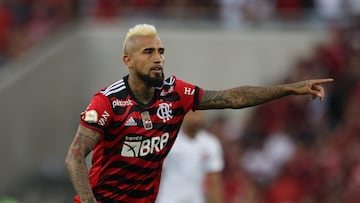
137 71 164 87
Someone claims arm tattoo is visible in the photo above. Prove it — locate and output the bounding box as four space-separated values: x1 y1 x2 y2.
65 125 101 202
197 85 291 110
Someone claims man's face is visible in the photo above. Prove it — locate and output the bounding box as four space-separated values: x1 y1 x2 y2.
124 35 165 87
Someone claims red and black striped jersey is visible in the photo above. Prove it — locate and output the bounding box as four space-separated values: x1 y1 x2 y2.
74 75 203 203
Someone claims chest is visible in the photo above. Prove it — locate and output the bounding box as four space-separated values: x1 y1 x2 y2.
110 97 184 130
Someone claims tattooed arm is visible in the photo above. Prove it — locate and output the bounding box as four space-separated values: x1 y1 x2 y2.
65 125 101 203
196 78 333 110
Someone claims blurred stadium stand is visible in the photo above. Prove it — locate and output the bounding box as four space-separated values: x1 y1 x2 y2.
0 0 360 202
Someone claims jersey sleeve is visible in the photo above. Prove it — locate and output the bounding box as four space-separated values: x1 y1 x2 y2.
80 92 113 133
174 77 203 112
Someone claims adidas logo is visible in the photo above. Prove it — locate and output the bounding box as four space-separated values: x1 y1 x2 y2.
125 117 137 126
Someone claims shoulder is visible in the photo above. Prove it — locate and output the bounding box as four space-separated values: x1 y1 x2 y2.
99 79 127 97
88 79 129 108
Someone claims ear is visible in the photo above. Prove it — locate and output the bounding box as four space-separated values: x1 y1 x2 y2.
123 55 132 68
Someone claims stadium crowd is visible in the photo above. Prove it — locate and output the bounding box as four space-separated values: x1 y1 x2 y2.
210 19 360 202
0 0 79 66
1 0 360 202
1 0 359 67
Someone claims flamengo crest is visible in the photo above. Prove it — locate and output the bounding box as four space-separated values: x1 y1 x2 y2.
157 103 173 122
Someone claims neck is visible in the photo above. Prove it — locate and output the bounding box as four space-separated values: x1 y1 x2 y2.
128 75 155 104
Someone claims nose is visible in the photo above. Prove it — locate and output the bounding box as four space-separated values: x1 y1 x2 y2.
153 52 163 63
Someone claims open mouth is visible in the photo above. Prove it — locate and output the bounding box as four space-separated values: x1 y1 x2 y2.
151 66 163 73
152 69 162 74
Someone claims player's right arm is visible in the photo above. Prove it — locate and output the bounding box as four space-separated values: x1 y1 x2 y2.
65 125 101 203
196 78 333 110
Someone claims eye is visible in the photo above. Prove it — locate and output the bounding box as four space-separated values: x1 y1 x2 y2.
144 50 152 54
143 48 154 54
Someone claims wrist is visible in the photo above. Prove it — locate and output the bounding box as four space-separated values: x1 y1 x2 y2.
284 83 297 95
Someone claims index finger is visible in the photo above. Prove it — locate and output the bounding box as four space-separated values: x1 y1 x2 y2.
313 78 334 84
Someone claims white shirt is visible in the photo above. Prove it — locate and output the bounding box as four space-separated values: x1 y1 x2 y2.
156 130 224 203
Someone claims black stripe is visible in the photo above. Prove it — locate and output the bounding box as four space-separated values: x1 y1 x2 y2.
150 122 180 132
112 106 127 115
126 187 155 199
95 184 155 199
94 194 125 203
161 93 181 102
145 106 185 117
103 126 126 142
172 106 186 116
113 105 143 116
106 160 162 175
93 190 126 203
108 120 125 130
138 151 168 162
193 86 200 105
104 119 180 143
81 121 106 132
99 173 158 186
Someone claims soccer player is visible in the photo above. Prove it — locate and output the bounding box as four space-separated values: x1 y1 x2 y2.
156 111 224 203
65 24 333 203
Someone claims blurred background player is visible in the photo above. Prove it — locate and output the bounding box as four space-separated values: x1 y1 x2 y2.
156 110 224 203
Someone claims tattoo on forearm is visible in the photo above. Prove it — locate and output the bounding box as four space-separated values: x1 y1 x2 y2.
65 126 101 202
198 85 291 110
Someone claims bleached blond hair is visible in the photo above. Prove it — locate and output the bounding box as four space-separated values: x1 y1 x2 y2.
123 24 158 52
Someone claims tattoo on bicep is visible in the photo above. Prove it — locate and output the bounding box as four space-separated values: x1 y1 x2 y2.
70 126 101 158
198 90 235 109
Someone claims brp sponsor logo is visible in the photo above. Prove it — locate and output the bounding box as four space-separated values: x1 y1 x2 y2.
120 133 170 157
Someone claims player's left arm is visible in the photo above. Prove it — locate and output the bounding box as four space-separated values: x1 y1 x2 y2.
196 78 333 110
206 171 223 203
